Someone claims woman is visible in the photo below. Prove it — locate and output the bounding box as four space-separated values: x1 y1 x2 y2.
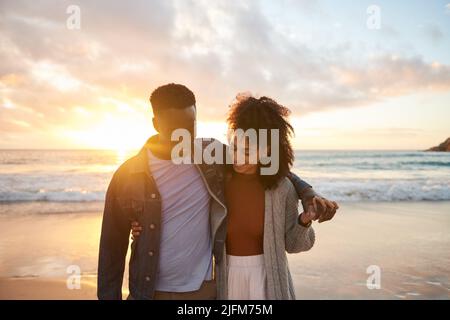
221 94 317 300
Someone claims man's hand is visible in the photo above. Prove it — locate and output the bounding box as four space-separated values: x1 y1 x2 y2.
307 196 339 223
131 221 142 240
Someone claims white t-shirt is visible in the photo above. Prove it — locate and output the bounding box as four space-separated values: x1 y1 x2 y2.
147 148 212 292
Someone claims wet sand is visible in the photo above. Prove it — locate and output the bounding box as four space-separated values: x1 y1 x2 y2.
0 201 449 299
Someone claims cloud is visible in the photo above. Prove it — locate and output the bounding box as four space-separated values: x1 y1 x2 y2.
0 0 450 148
421 23 445 45
329 55 450 100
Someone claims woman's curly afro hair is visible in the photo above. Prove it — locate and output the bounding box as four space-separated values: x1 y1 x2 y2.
226 93 294 189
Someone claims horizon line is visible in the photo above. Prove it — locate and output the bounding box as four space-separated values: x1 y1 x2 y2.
0 148 428 152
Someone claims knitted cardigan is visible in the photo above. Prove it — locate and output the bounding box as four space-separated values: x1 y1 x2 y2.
215 177 316 300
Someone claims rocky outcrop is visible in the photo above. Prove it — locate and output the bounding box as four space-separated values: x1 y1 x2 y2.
426 137 450 152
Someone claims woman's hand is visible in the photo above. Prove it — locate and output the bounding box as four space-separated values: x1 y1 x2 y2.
131 221 142 240
299 205 319 226
310 196 339 223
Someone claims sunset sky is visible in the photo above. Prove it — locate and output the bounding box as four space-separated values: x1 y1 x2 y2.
1 0 450 150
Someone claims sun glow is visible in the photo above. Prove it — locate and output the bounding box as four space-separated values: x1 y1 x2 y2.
64 114 155 151
62 117 229 151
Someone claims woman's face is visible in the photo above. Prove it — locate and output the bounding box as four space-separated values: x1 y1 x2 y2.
230 134 269 175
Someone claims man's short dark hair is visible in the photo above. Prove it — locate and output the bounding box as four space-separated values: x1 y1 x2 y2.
150 83 196 115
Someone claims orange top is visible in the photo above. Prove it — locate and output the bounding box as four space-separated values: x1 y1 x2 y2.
225 171 265 256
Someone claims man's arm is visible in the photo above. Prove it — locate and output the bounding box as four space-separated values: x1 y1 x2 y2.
97 173 130 300
287 171 316 206
288 172 339 223
205 138 339 223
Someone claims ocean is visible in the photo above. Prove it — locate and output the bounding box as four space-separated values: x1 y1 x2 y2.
0 149 449 213
1 149 449 298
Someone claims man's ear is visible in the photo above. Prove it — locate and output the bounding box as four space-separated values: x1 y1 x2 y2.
152 117 160 133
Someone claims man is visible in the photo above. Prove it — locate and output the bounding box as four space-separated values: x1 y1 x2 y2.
97 83 338 300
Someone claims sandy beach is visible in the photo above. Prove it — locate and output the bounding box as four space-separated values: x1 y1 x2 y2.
0 201 449 300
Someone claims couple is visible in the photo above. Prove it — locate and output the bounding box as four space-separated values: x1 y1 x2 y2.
97 83 338 300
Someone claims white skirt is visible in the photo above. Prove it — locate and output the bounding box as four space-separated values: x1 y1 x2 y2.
227 254 267 300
